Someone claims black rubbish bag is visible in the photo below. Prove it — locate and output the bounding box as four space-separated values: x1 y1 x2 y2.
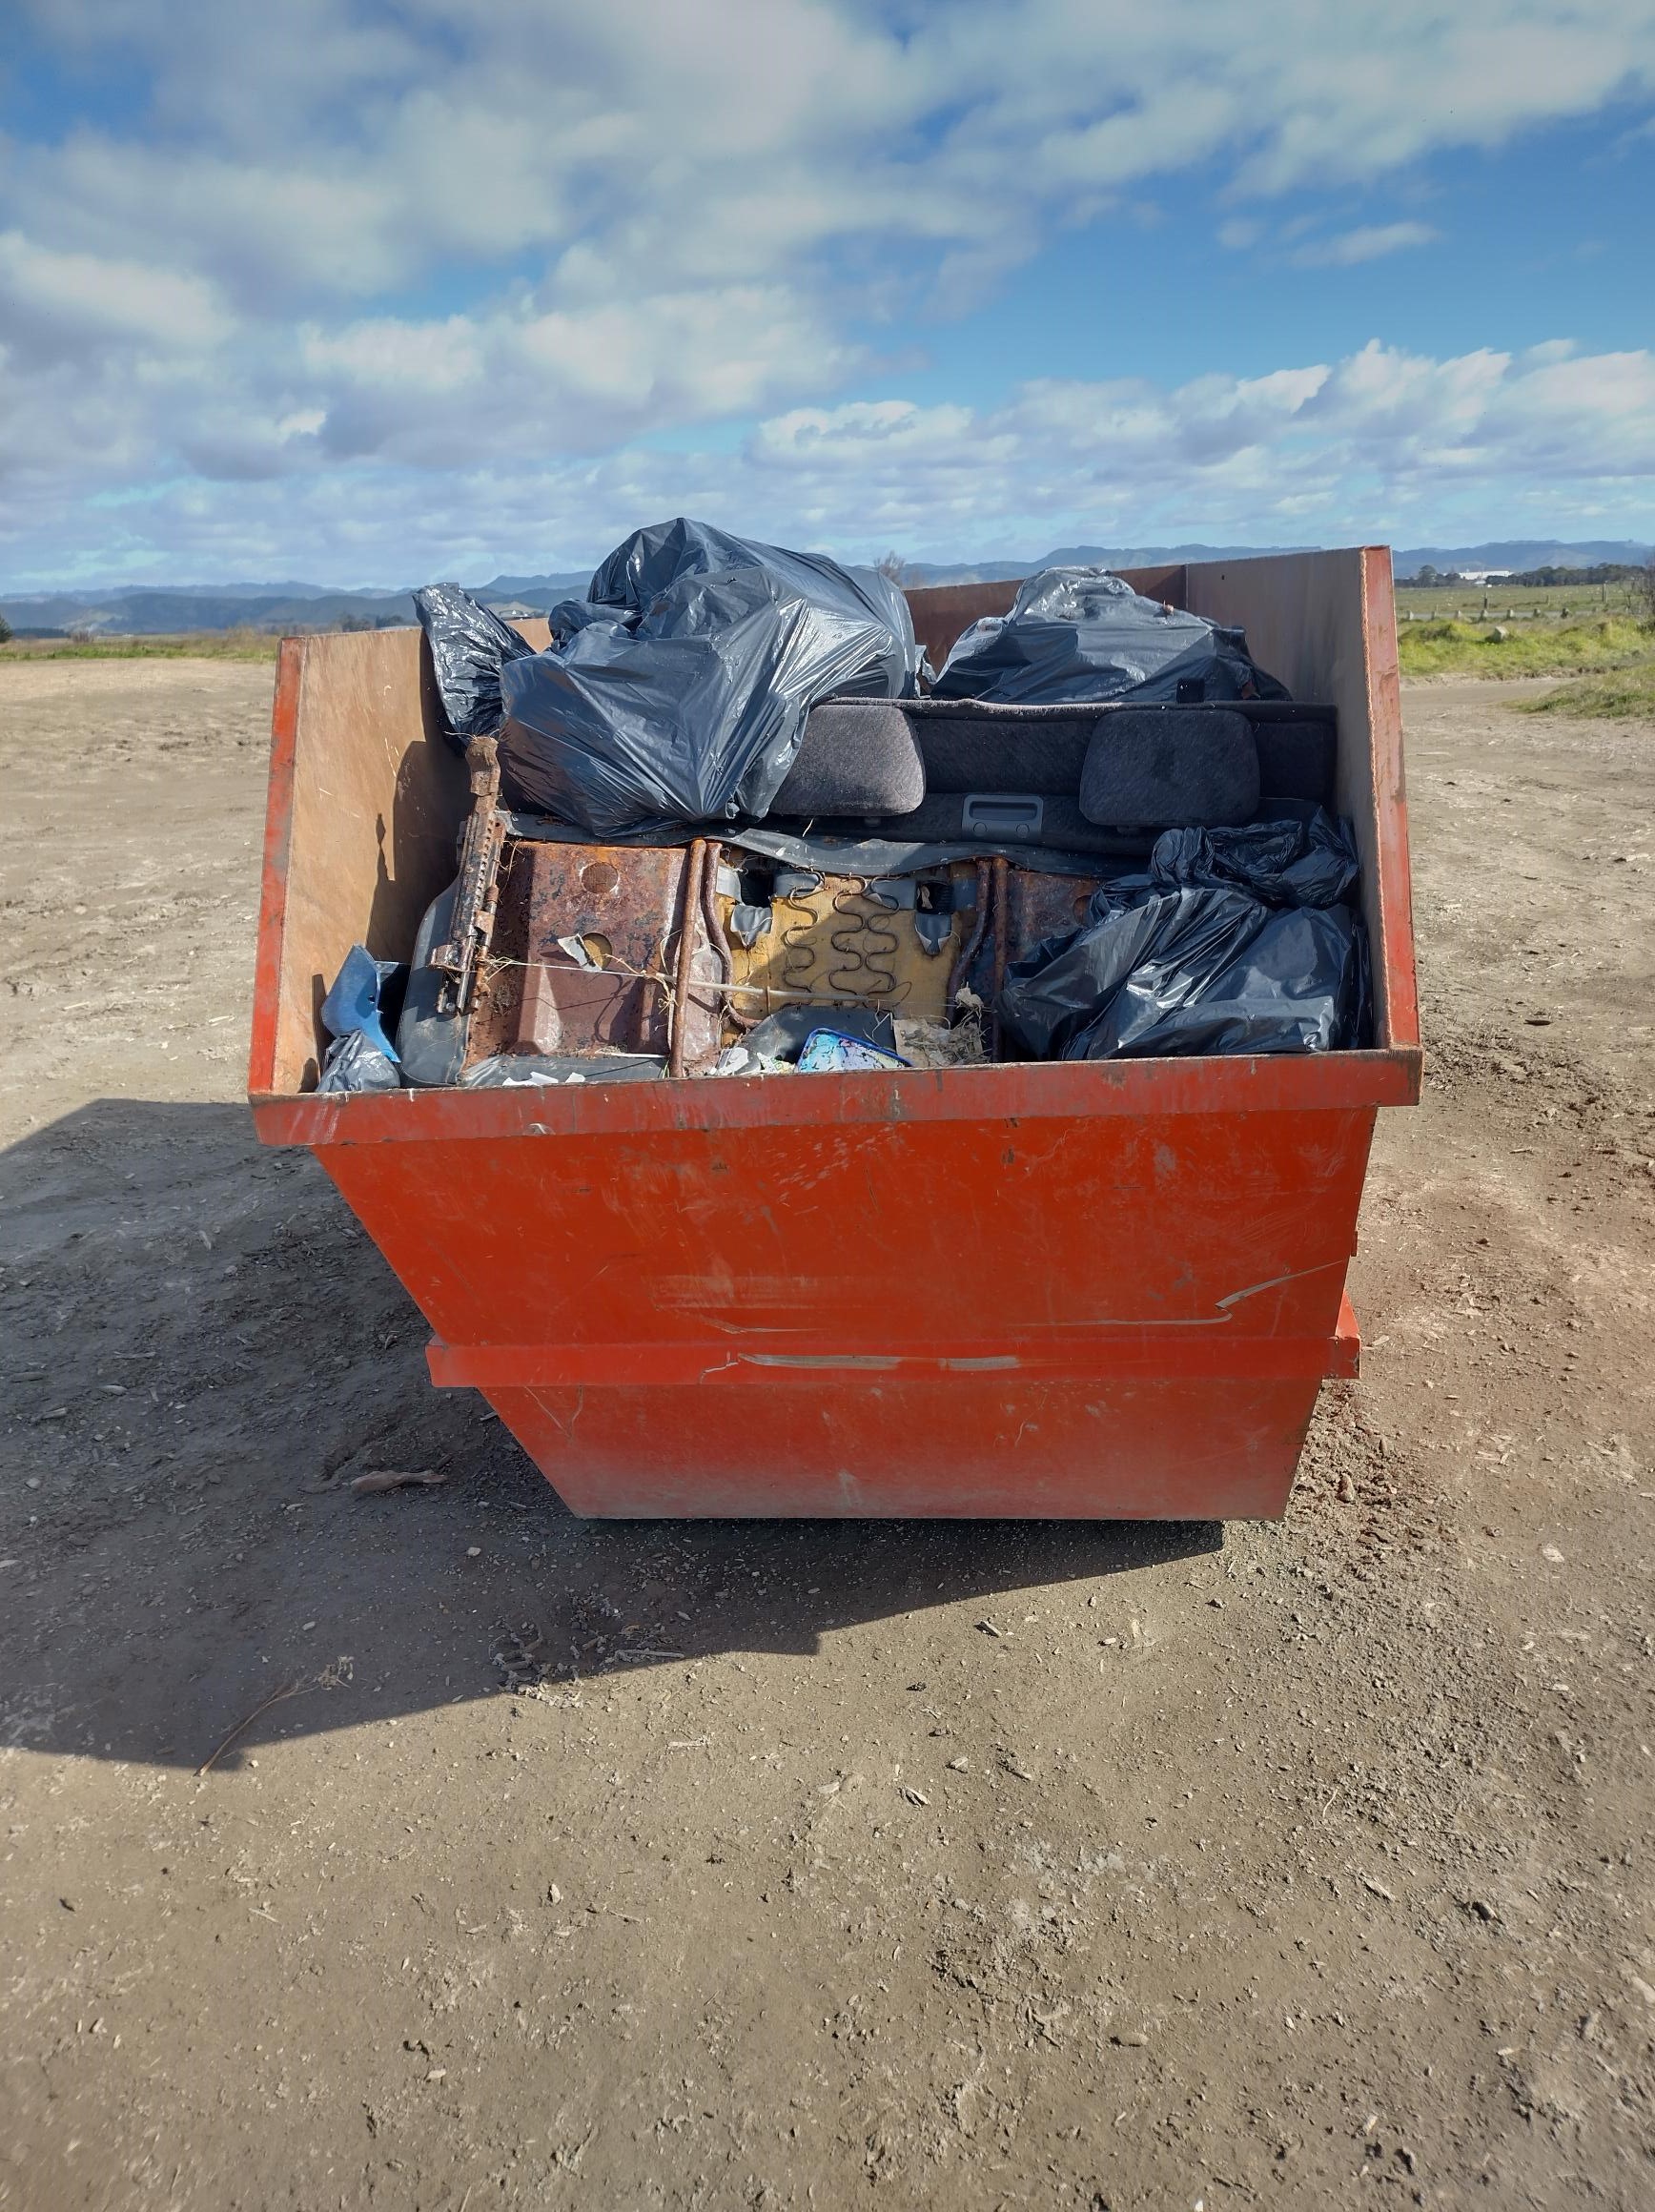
497 518 921 836
932 566 1289 707
1149 804 1360 908
317 1030 401 1094
996 884 1368 1060
413 583 537 750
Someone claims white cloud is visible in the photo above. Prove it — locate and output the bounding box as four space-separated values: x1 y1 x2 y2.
1290 221 1440 267
0 229 231 358
5 338 1649 589
750 401 980 467
4 0 1655 581
302 317 485 396
12 1 1655 312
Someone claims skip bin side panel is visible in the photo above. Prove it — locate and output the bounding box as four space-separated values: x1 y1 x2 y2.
252 620 551 1096
478 1374 1319 1520
248 637 305 1097
1358 545 1421 1051
1179 546 1420 1055
271 629 469 1092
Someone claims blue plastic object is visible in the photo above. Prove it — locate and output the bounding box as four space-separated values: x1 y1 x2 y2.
319 943 400 1063
795 1028 909 1074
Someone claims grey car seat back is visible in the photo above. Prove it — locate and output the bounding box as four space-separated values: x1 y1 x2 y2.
867 792 1148 857
1080 707 1259 830
908 703 1099 796
765 696 1337 847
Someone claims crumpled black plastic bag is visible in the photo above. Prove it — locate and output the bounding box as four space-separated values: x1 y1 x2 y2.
413 583 537 749
1149 803 1359 908
996 883 1368 1059
932 566 1289 707
317 1030 401 1094
497 519 922 835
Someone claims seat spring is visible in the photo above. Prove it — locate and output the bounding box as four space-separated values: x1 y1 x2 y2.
827 884 904 1003
779 888 823 1000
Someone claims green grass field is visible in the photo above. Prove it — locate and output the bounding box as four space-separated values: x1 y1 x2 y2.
1397 613 1654 682
1519 662 1655 719
0 627 280 663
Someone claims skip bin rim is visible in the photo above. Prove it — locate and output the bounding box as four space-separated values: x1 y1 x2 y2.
250 1043 1419 1148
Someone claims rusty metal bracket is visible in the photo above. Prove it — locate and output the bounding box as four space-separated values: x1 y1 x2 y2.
431 735 504 1014
700 840 757 1032
948 857 992 1012
989 854 1010 1056
668 838 709 1076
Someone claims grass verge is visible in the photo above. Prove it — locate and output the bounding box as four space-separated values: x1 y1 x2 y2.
1397 615 1653 680
0 627 280 663
1519 663 1655 720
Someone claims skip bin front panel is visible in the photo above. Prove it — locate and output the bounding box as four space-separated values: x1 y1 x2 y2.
314 1101 1374 1357
309 1091 1376 1518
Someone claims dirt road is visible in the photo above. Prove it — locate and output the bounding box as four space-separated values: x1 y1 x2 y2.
2 660 1652 2209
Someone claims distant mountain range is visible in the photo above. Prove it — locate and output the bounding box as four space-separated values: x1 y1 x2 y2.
3 541 1647 636
0 576 592 639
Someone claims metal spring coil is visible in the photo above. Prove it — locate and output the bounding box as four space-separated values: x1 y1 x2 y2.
827 884 905 1003
778 884 824 1000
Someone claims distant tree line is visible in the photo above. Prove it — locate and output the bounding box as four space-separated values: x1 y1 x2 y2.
1406 562 1646 587
1502 563 1648 587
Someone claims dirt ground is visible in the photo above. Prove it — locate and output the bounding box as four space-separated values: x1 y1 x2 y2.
2 658 1652 2211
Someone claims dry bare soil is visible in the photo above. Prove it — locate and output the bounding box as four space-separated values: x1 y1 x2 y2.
2 661 1652 2210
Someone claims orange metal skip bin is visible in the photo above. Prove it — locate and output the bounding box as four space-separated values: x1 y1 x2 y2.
247 549 1420 1519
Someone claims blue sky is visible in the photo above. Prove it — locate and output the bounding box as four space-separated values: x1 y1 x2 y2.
2 0 1652 590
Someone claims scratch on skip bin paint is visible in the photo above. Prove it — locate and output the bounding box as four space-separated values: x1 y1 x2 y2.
741 1353 900 1372
1215 1260 1340 1312
652 1275 817 1312
535 1386 585 1442
1020 1256 1343 1331
696 1314 818 1339
944 1356 1020 1371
